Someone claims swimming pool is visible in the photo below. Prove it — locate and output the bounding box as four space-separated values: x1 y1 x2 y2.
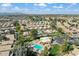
34 44 44 50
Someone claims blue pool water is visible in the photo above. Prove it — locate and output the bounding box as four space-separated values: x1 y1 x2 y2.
34 44 43 50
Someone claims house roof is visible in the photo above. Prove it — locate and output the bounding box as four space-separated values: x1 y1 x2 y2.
53 37 64 44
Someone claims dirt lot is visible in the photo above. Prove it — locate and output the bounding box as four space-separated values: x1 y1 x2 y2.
0 34 15 56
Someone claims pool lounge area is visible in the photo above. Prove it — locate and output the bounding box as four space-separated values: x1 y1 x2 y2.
34 44 44 51
31 37 52 53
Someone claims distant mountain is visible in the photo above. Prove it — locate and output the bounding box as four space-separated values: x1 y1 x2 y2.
0 12 79 16
0 12 25 16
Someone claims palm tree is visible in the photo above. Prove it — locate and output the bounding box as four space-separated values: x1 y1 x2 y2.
43 46 49 56
10 21 34 56
29 29 38 40
62 43 74 54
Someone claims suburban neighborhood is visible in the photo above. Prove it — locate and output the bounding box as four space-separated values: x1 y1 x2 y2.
0 15 79 56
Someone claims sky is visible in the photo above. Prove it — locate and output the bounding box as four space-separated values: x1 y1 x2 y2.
0 3 79 14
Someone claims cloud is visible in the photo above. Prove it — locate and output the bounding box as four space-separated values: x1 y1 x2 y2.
52 5 63 8
70 3 77 5
1 3 12 7
45 8 51 11
13 6 29 12
73 9 79 11
65 3 77 10
34 3 47 7
0 3 12 12
13 6 21 10
0 4 29 13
